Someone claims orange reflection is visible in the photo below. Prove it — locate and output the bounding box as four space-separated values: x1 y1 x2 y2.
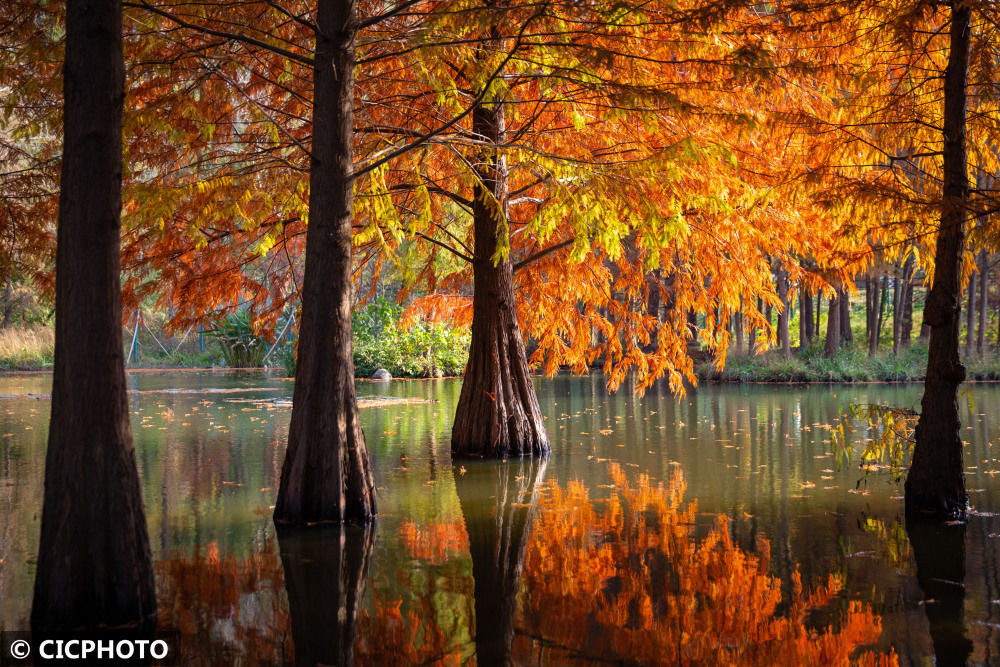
156 540 292 665
398 519 470 565
517 464 898 666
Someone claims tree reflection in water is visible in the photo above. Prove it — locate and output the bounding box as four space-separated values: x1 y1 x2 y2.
276 523 375 667
906 518 973 667
455 456 549 667
155 462 903 665
516 464 899 666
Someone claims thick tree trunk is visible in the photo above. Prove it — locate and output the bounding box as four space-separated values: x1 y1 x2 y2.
906 1 970 520
456 458 547 666
277 524 374 666
824 292 841 357
776 266 791 359
452 86 548 458
275 0 376 523
31 0 156 631
815 293 822 339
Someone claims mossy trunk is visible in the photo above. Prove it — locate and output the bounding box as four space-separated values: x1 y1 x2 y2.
32 0 156 631
275 0 376 522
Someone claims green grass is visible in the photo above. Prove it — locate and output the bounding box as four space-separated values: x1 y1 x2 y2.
698 343 936 383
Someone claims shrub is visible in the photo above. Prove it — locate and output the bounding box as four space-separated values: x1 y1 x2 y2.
281 297 470 378
207 309 269 367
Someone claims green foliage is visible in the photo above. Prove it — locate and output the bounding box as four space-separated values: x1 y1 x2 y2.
281 297 470 378
207 308 269 368
830 404 918 483
352 298 469 378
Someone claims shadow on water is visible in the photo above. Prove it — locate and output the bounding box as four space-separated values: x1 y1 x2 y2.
906 517 973 666
454 456 548 667
275 522 375 667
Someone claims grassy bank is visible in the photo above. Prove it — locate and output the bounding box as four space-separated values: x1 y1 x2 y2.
698 343 1000 383
0 325 54 370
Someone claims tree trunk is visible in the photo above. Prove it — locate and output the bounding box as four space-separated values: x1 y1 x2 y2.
802 288 814 344
815 293 822 339
646 269 661 351
277 524 374 667
274 0 377 523
776 266 790 359
839 287 852 345
895 255 915 353
866 274 879 355
874 275 889 352
824 292 841 358
965 269 976 356
452 79 548 458
31 0 156 631
456 458 547 666
906 0 970 520
977 249 987 355
734 308 744 355
892 267 903 353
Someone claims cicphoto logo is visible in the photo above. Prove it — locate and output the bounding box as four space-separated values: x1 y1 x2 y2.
0 631 180 666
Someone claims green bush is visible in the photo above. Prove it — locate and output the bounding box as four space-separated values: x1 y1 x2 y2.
352 298 469 378
281 297 470 378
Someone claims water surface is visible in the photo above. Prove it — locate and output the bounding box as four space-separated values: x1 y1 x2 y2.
1 371 999 664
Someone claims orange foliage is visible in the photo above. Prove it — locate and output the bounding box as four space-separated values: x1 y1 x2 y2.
517 465 898 666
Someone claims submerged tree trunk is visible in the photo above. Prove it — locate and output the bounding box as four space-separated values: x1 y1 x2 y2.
906 0 970 520
32 0 156 631
455 458 547 666
277 524 374 666
824 292 841 358
452 77 548 458
275 0 376 523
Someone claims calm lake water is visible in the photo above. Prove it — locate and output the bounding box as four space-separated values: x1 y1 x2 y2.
1 371 1000 665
